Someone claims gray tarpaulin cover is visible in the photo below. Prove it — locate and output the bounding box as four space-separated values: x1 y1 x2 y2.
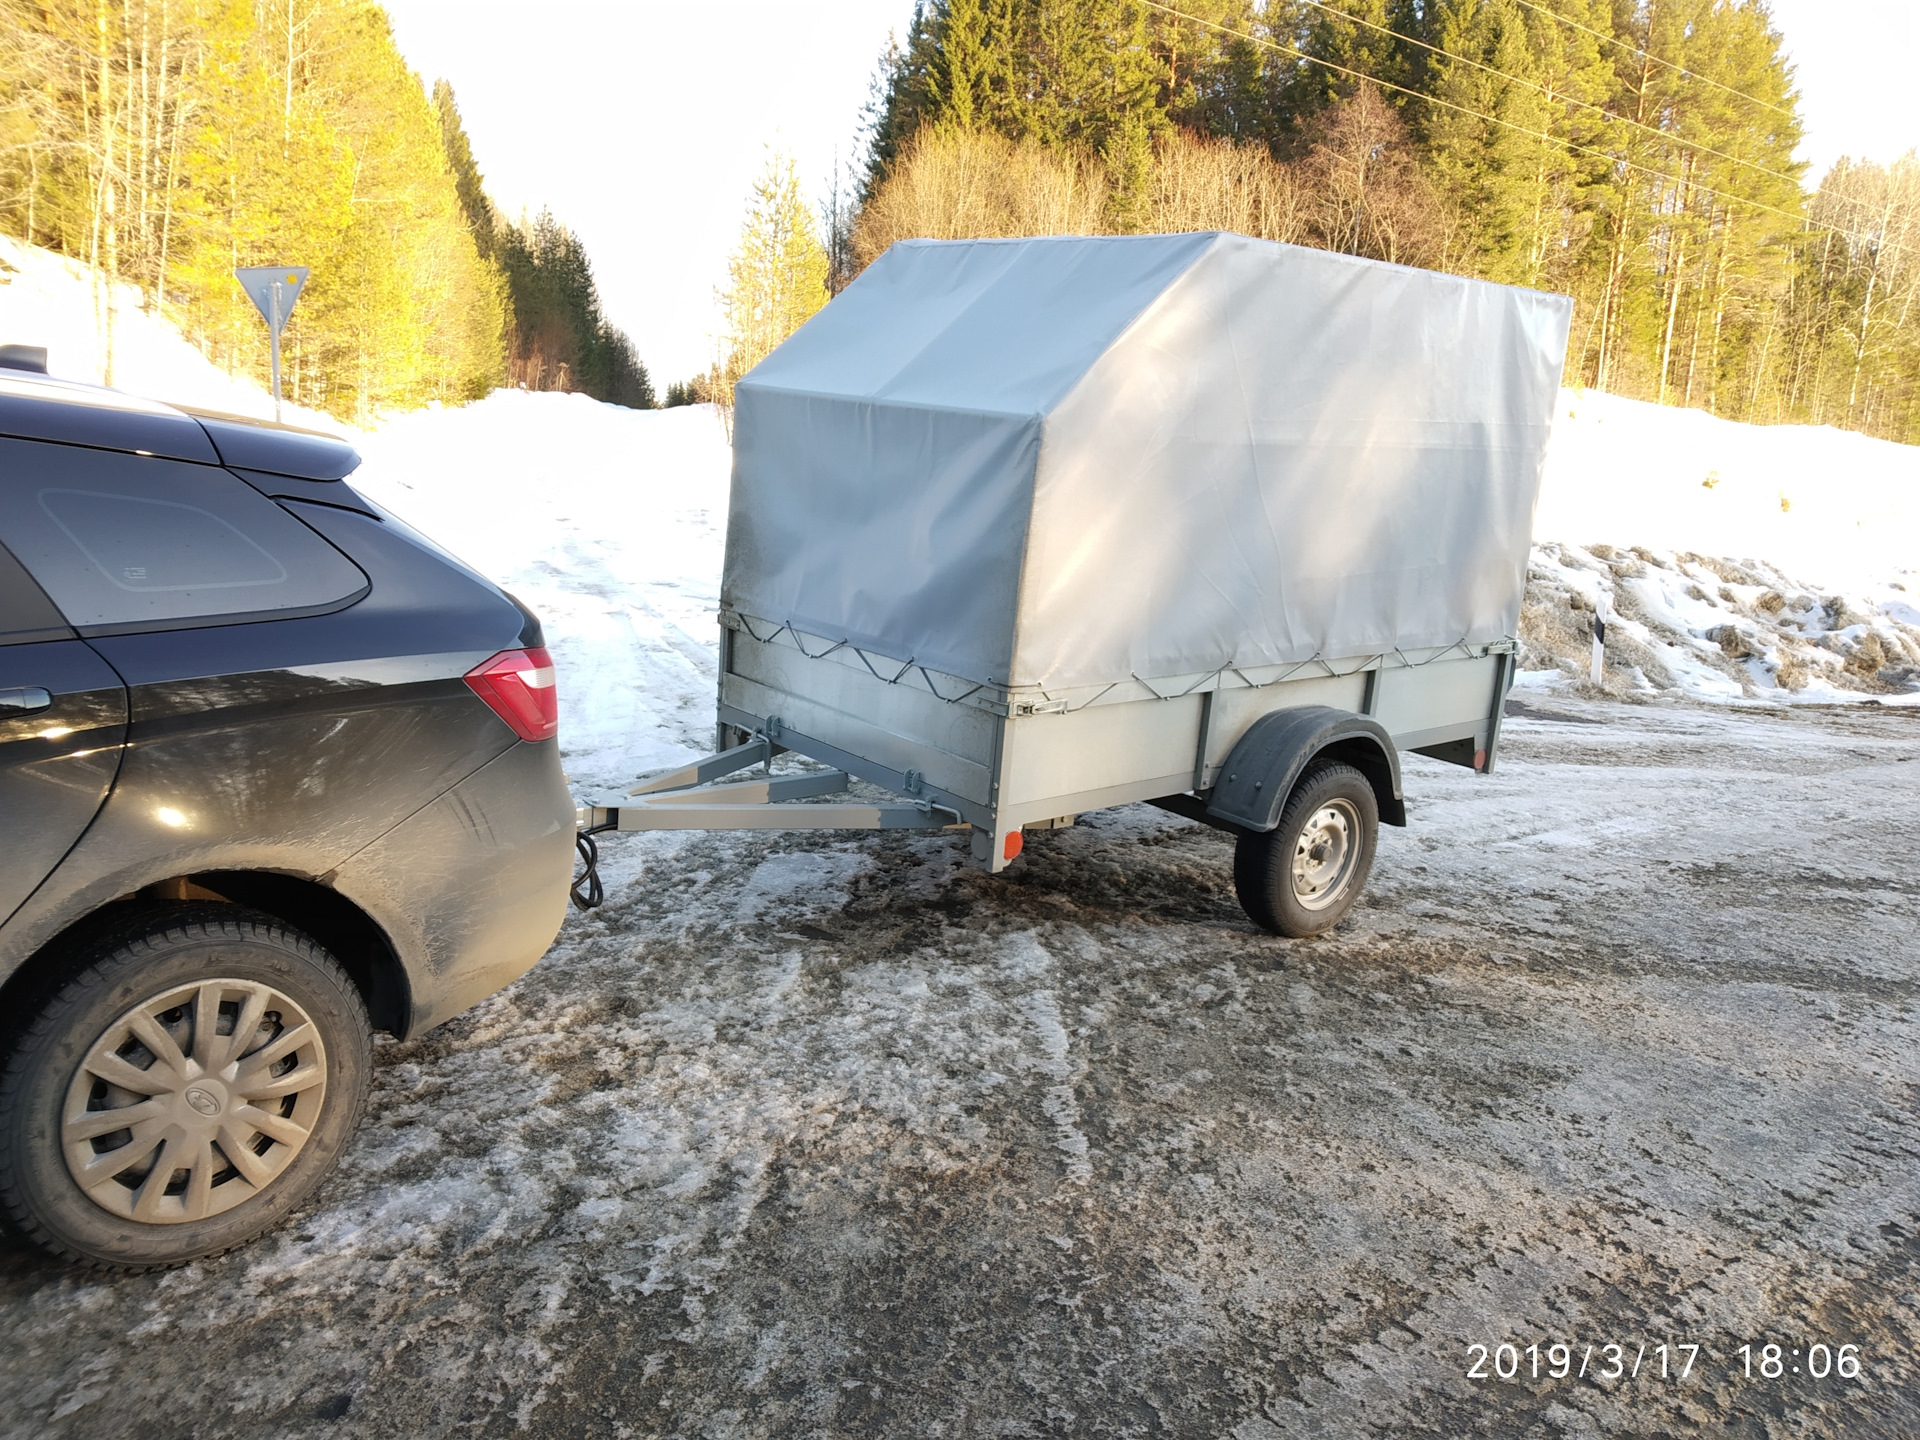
725 231 1572 692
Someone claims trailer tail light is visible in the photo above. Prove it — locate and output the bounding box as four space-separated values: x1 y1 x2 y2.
465 647 558 741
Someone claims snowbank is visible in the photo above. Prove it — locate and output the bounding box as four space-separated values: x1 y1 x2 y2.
1524 390 1920 704
0 234 345 431
1539 389 1920 589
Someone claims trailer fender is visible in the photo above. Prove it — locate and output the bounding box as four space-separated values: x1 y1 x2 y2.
1206 706 1406 831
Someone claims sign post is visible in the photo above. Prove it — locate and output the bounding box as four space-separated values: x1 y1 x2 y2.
234 266 310 421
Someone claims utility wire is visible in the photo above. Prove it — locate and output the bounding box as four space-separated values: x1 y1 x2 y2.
1142 0 1914 262
1142 0 1806 228
1497 0 1904 242
1506 0 1799 121
1284 0 1807 198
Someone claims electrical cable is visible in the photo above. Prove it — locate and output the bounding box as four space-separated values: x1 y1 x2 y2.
1281 0 1906 247
570 825 612 911
1141 0 1916 264
1505 0 1799 120
1144 1 1794 220
1281 0 1808 198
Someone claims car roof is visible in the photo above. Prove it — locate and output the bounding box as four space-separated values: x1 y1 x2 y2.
0 366 361 479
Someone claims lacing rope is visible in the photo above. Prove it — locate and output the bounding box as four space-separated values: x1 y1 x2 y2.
728 612 989 707
1033 636 1498 714
918 668 986 705
726 612 1502 715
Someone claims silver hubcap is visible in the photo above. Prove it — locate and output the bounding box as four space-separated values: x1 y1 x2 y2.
1291 798 1361 912
62 979 328 1224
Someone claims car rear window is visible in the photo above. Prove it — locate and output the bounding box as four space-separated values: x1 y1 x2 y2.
0 436 368 635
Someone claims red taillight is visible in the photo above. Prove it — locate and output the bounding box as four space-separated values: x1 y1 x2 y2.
464 647 558 742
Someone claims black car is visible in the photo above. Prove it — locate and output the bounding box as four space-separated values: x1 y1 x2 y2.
0 351 577 1270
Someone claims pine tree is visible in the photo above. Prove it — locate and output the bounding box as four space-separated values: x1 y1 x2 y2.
1274 0 1423 127
718 152 830 405
1151 0 1268 143
494 211 651 408
928 0 989 129
1421 0 1615 287
433 80 497 259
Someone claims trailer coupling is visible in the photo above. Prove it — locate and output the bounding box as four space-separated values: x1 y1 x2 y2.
569 734 963 910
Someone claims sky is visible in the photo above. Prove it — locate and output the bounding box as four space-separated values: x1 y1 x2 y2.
378 0 1920 386
379 0 916 383
1766 0 1920 177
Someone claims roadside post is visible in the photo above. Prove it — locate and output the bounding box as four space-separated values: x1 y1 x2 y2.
234 265 310 421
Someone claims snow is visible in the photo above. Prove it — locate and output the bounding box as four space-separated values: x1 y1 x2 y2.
345 390 733 793
0 235 347 432
1524 390 1920 705
735 849 871 921
1538 387 1920 589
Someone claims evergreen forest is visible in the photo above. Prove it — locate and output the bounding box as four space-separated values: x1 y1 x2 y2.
854 0 1920 444
0 1 650 420
4 1 1915 443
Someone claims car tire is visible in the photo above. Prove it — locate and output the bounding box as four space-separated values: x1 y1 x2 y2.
1232 761 1379 937
0 906 371 1271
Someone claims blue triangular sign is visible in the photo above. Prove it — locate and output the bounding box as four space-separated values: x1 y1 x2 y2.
234 265 310 337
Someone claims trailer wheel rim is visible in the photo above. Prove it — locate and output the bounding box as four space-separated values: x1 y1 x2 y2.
61 978 328 1224
1291 798 1360 912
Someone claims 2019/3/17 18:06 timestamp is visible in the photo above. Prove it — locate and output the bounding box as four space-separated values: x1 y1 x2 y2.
1464 1342 1865 1383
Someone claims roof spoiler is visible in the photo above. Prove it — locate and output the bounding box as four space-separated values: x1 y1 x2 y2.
0 344 50 374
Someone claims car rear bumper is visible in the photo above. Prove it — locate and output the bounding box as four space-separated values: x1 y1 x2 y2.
331 737 576 1036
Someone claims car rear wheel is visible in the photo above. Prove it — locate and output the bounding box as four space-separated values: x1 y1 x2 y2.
1232 760 1379 937
0 906 371 1270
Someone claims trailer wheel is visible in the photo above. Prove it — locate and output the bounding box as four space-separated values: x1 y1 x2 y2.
1233 760 1378 937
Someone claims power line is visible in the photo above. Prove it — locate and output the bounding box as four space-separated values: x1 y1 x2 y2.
1141 0 1812 232
1283 0 1807 200
1144 0 1918 266
1506 0 1798 121
1498 2 1909 239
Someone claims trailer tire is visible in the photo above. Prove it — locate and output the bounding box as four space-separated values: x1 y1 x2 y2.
1233 761 1378 937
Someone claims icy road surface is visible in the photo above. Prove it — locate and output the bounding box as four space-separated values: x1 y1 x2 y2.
2 707 1917 1438
1 393 1916 1437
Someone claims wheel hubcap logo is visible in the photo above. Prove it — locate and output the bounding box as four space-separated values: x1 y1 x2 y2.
62 978 328 1225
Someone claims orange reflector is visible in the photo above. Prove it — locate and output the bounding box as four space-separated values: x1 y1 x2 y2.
1003 830 1024 861
1473 748 1487 772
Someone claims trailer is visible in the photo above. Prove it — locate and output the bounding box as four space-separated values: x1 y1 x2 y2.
577 231 1572 936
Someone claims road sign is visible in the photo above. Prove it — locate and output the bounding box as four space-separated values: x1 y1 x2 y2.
234 265 309 420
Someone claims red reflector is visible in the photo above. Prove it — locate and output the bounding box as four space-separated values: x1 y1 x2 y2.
1003 830 1024 862
464 647 558 742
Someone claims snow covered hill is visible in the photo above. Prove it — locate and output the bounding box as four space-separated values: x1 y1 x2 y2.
0 236 345 431
4 234 1916 765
